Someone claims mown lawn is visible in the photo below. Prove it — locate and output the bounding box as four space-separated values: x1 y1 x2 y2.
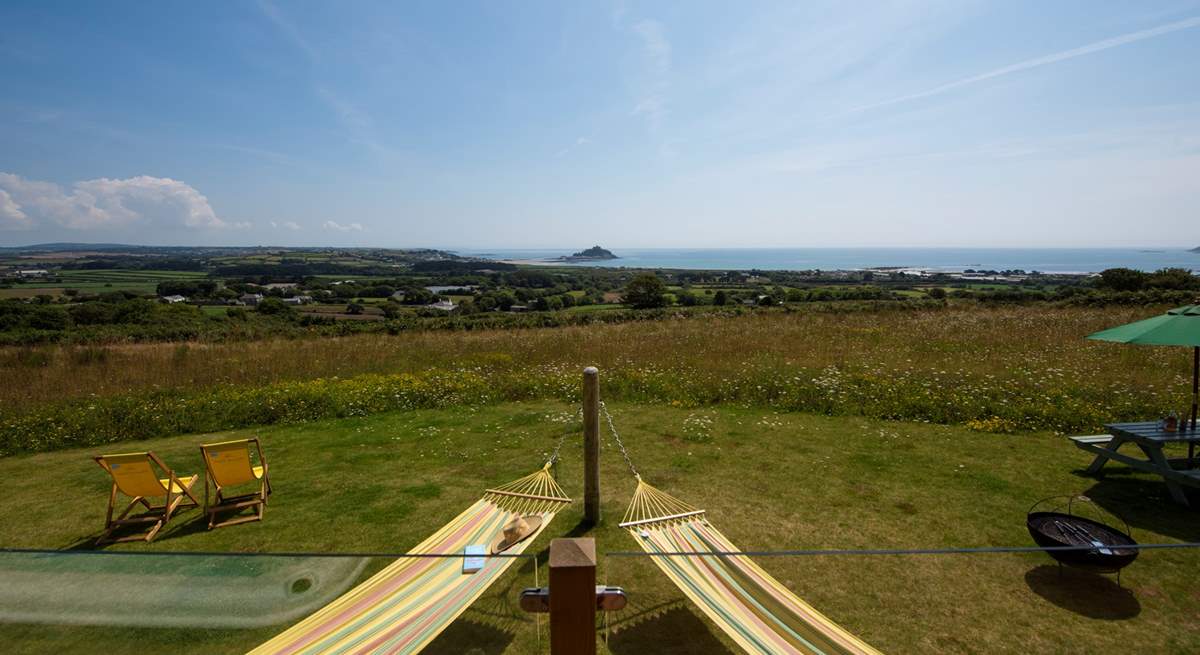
0 402 1197 654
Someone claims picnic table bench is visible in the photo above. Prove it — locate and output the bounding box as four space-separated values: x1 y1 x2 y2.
1072 421 1200 506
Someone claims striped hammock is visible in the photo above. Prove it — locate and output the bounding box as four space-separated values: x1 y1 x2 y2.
251 466 570 655
622 478 882 655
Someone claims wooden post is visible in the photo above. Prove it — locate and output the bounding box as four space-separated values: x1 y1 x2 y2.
549 538 597 655
583 366 600 525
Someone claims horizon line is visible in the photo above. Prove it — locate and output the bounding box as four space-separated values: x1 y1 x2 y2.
3 242 1198 251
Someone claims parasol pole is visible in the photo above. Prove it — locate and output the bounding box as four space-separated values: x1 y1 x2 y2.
1192 345 1199 430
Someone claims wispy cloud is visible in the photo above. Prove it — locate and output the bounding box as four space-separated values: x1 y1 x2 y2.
628 19 672 130
851 15 1200 113
322 220 364 232
316 86 373 131
254 1 398 159
556 136 592 157
270 220 302 230
215 143 308 168
256 0 318 62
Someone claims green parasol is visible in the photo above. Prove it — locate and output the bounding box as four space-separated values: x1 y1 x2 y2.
1087 304 1200 429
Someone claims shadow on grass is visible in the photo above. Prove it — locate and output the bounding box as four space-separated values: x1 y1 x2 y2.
519 517 595 577
61 506 221 550
1024 565 1140 620
423 618 515 655
607 604 734 655
62 513 206 550
1071 470 1200 543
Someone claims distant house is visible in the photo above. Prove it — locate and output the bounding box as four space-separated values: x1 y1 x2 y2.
280 295 312 305
240 293 264 306
391 290 406 301
160 294 187 304
17 269 50 278
508 304 529 313
427 299 457 312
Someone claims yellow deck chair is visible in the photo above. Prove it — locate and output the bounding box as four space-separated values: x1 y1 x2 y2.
200 438 272 530
93 452 200 544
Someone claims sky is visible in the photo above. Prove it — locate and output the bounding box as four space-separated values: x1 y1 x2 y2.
1 1 1199 249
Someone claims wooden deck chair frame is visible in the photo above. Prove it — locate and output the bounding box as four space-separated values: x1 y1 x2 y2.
94 452 200 544
200 437 272 530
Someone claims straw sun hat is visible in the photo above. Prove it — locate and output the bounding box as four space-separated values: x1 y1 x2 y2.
490 514 543 554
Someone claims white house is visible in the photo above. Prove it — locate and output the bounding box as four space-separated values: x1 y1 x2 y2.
18 269 50 278
160 295 187 304
280 295 313 305
239 293 264 306
427 299 457 312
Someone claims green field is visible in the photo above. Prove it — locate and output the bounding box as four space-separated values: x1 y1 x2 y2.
0 269 208 297
0 401 1195 654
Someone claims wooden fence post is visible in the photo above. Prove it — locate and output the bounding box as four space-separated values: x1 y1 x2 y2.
583 366 600 525
549 538 597 655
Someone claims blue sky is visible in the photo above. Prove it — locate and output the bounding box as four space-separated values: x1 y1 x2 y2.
1 1 1199 248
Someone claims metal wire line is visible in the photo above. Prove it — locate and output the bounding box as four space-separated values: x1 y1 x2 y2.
605 542 1200 557
0 548 536 559
4 543 1196 560
546 406 583 466
600 401 639 479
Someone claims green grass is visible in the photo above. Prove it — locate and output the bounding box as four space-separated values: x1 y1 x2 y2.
1 402 1196 653
566 303 626 313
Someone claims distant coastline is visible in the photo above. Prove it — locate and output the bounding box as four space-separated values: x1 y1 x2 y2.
456 247 1200 274
495 245 618 266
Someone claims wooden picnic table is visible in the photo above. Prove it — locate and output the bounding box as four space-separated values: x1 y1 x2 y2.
1072 421 1200 506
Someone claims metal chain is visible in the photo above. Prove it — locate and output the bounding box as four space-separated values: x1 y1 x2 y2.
546 406 584 465
600 401 639 479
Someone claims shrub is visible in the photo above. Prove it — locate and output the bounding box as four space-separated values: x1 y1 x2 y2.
622 274 668 309
257 297 293 315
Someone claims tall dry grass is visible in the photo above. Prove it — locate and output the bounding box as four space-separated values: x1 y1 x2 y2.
0 304 1187 412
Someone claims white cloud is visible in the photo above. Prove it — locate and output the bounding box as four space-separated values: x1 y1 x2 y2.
0 189 31 230
0 172 243 231
270 220 302 230
322 220 364 232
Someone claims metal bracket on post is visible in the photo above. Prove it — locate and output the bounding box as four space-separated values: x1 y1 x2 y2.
519 586 628 613
520 538 625 654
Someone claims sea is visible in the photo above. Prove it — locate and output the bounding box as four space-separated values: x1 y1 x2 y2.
451 248 1200 274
